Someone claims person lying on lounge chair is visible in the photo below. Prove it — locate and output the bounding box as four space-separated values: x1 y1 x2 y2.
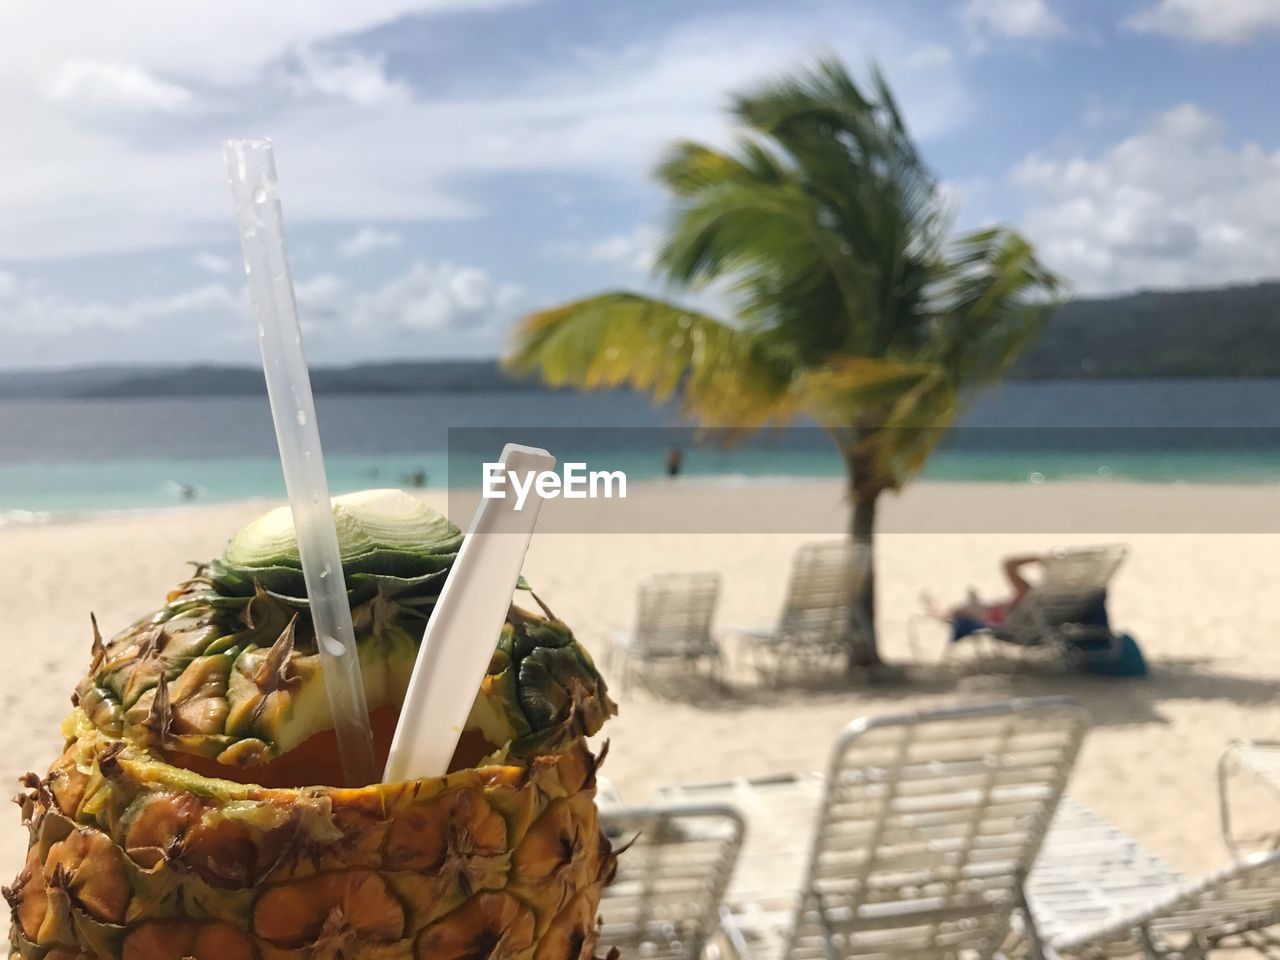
923 554 1043 642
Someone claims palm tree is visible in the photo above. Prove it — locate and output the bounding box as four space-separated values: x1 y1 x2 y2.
506 58 1064 668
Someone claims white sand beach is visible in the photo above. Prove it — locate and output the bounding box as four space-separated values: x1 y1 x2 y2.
2 478 1279 881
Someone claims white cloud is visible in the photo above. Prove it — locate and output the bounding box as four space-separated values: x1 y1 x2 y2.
0 259 517 345
338 226 403 259
1126 0 1280 43
557 224 662 273
353 261 522 331
0 3 526 88
294 273 347 320
1012 104 1280 294
0 5 972 261
1 284 240 336
47 62 193 112
0 270 15 298
905 44 955 69
193 251 232 274
963 0 1065 41
0 1 525 260
287 48 410 105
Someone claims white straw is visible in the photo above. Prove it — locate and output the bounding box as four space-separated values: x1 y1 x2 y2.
384 443 556 782
224 139 378 787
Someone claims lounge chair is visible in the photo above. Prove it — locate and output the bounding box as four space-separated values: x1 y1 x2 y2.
910 545 1129 668
738 541 871 676
657 697 1089 959
1025 797 1280 958
611 572 724 688
598 803 747 960
1218 739 1280 858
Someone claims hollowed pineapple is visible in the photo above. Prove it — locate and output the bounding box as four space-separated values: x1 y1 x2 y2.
6 491 618 960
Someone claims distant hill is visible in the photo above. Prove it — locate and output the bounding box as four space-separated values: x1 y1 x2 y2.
3 281 1280 398
0 360 541 399
1010 281 1280 379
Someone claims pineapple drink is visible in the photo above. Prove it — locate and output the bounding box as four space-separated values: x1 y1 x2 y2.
5 491 618 960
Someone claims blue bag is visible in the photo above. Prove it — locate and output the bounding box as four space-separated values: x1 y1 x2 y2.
1074 633 1147 677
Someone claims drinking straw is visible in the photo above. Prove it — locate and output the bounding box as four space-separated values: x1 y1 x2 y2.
384 443 556 782
224 139 378 787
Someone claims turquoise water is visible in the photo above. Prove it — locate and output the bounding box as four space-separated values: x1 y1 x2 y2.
2 380 1278 520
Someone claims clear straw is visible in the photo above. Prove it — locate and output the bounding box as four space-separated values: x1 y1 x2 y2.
383 444 555 782
224 139 378 787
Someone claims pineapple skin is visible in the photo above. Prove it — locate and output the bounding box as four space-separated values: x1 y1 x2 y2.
5 494 619 960
7 716 614 959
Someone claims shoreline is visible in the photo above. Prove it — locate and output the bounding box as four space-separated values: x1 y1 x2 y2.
4 474 1277 534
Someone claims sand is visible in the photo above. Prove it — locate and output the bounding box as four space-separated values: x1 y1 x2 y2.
2 478 1279 885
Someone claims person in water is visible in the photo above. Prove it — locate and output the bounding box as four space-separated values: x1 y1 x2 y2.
665 445 684 477
924 554 1044 638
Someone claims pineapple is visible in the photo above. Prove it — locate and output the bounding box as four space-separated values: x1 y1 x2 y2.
5 491 618 960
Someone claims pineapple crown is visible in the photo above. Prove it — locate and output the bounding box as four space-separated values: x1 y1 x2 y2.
75 490 615 776
207 488 463 613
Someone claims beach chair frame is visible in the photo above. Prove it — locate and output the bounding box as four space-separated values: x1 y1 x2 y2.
779 697 1088 960
598 802 747 960
1026 798 1280 959
740 541 872 679
1217 739 1280 860
611 571 724 689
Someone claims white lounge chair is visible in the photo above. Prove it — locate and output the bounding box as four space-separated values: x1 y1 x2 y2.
612 572 724 688
598 803 747 959
1218 739 1280 858
911 545 1129 668
659 697 1089 960
739 541 871 677
1026 797 1280 958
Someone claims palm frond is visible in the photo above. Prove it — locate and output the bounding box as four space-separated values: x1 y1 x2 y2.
654 146 875 354
795 356 942 425
655 140 786 197
505 292 797 426
926 226 1067 388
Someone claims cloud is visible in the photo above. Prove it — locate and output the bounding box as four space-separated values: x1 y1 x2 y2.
1 284 240 337
294 273 347 321
352 261 522 331
47 62 193 112
338 226 403 259
286 48 410 105
193 251 232 274
0 3 527 89
0 259 516 346
1125 0 1280 43
0 270 15 298
0 1 526 260
0 4 972 260
962 0 1065 41
555 224 661 273
1011 104 1280 294
905 44 955 69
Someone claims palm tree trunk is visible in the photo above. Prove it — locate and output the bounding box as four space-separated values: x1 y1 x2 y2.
848 485 882 670
841 439 883 673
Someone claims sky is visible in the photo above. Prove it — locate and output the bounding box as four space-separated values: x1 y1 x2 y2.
1 0 1279 369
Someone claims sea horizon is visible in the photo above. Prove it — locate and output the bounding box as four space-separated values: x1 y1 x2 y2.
3 377 1279 521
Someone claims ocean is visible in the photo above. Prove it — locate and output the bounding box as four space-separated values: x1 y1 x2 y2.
2 379 1279 522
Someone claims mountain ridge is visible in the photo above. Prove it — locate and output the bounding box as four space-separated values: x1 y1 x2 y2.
4 280 1279 397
